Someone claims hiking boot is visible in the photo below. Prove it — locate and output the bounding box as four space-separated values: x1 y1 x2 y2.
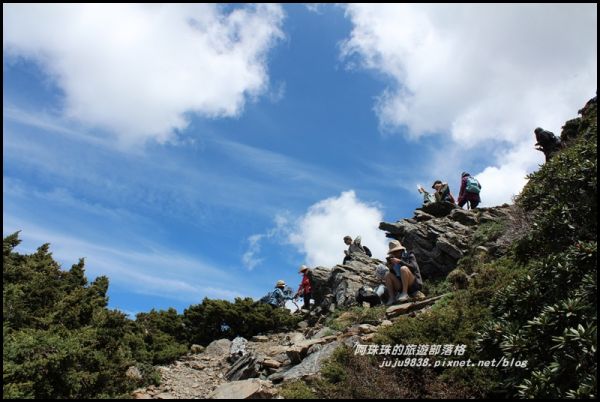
396 292 409 303
409 291 426 300
385 297 396 306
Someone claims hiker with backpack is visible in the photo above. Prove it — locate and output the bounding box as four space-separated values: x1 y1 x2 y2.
457 172 481 209
383 240 423 305
342 235 372 265
261 280 294 308
534 127 562 162
294 265 312 311
431 180 456 204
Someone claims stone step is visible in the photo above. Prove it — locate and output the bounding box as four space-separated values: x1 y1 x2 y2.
385 294 447 318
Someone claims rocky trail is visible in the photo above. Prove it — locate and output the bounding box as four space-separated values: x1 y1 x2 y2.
132 293 446 399
132 205 510 399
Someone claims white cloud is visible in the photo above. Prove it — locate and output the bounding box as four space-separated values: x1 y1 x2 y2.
3 4 284 146
288 191 388 267
242 234 266 270
243 192 389 270
342 4 597 204
242 214 290 270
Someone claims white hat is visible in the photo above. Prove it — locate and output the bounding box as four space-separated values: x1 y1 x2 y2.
387 240 406 255
298 265 309 273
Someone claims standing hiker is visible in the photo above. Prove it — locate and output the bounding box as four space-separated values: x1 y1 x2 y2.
457 172 481 210
295 265 313 311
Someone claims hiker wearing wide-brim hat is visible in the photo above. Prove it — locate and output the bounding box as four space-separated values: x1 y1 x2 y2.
263 280 293 309
295 265 313 311
384 240 424 306
387 240 407 254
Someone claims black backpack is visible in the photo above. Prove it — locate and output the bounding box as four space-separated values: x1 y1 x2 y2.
362 246 372 257
356 286 381 307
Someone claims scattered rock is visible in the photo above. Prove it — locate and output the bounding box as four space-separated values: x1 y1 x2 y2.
361 333 377 342
205 339 232 356
311 327 337 339
132 390 152 399
358 324 377 334
261 359 282 369
225 354 259 381
285 332 305 345
154 392 177 399
251 335 269 343
126 365 143 381
190 344 205 354
209 379 277 399
280 341 341 382
230 337 249 361
306 344 322 355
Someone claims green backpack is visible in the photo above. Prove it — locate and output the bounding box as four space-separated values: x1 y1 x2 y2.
466 176 481 194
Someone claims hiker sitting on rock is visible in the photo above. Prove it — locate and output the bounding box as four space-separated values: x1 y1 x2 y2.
431 180 456 204
457 172 481 210
294 265 312 311
534 127 562 162
417 185 436 206
266 280 294 308
384 240 423 305
342 235 372 264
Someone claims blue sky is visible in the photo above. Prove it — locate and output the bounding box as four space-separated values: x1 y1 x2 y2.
3 4 597 317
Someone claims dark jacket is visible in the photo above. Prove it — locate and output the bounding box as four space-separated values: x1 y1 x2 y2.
398 250 423 287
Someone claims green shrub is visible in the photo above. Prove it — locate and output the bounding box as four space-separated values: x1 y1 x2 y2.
280 380 317 399
471 221 506 247
476 102 597 398
326 305 387 331
183 297 300 346
447 269 468 290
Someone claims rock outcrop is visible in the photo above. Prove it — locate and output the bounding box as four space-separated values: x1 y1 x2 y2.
306 205 511 313
308 252 384 312
380 205 512 278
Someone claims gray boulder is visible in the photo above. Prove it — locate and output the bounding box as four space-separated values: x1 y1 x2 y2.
278 341 341 382
205 338 232 357
308 253 382 311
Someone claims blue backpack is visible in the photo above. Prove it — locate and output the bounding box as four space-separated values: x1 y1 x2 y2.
466 176 481 194
260 287 293 307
